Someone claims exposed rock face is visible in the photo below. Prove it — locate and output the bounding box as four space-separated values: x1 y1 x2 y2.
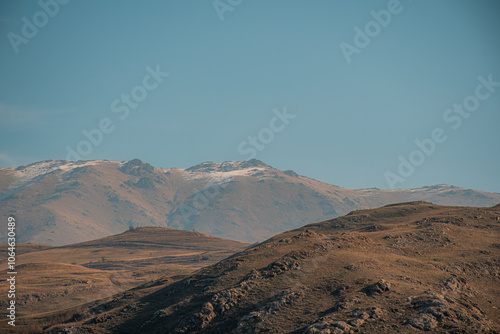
134 177 155 188
361 280 391 296
405 292 494 332
119 159 155 176
235 289 304 333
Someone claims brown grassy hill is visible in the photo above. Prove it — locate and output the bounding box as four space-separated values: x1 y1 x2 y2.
0 226 249 323
21 202 500 333
12 243 53 254
1 159 499 246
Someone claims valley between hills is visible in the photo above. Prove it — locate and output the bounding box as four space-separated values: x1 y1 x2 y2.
0 226 249 324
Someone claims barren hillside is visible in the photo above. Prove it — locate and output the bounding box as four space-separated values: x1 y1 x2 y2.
1 159 499 245
12 201 499 333
0 226 249 320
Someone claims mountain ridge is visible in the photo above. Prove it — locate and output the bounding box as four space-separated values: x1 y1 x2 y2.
1 159 499 245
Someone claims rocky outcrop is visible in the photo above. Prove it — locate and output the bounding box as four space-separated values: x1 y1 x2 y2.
119 159 154 176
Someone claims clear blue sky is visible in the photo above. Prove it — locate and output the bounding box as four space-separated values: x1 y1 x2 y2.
1 0 499 192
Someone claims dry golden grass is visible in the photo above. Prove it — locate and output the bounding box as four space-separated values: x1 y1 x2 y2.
0 226 249 326
15 201 498 333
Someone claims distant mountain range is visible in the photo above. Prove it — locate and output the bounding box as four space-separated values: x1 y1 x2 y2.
1 159 499 245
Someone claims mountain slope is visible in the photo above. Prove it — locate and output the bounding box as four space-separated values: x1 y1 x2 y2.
1 159 499 245
27 202 500 333
0 226 249 320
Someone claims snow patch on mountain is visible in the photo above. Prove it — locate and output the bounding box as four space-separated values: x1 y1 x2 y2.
181 159 275 182
9 160 110 189
181 167 269 182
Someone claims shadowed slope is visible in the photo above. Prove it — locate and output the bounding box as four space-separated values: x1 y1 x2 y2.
0 227 249 322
